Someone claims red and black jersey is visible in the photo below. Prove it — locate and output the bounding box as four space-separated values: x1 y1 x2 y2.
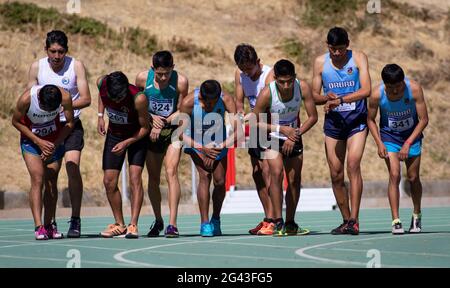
99 79 142 138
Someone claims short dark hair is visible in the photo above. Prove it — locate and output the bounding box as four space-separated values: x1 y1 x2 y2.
200 80 222 100
274 59 296 77
326 27 349 46
106 71 129 100
234 44 258 66
38 85 62 111
382 64 405 84
45 30 68 51
152 50 174 69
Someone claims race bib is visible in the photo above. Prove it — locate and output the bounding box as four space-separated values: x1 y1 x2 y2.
107 108 128 124
31 121 57 137
150 97 174 117
388 117 414 132
333 102 356 112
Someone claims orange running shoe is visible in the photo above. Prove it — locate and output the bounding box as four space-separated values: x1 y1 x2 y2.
100 223 127 238
125 224 139 239
257 222 275 235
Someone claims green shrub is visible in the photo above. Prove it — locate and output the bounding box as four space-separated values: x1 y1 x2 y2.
281 38 311 68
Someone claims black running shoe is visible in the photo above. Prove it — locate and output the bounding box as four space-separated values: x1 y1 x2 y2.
331 220 348 235
147 220 164 237
67 217 81 238
345 219 359 235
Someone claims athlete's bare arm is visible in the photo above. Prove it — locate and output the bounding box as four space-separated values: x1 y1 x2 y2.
312 54 326 105
96 75 106 136
406 80 429 145
55 88 75 146
234 69 245 114
367 85 386 158
73 60 91 110
27 61 39 89
178 92 196 147
298 81 318 136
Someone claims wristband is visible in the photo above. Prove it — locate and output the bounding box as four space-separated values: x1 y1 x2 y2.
97 113 104 117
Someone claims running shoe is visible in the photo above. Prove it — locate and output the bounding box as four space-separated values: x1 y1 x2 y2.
273 220 286 237
100 223 127 238
35 225 48 240
257 222 274 235
345 219 359 235
409 213 422 233
210 217 222 236
331 220 348 235
147 220 164 237
67 217 81 238
164 225 179 238
125 224 139 239
200 222 214 237
46 222 63 239
249 220 267 235
392 219 404 235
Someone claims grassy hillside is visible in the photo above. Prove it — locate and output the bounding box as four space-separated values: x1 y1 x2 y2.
0 0 449 204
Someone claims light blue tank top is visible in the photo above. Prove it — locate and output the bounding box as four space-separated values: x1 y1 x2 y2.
322 50 367 129
184 88 228 159
379 77 422 145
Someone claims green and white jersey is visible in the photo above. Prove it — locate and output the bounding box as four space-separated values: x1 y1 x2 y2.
144 69 179 117
268 79 302 140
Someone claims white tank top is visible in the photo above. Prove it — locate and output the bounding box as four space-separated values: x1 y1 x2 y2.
27 85 61 124
240 65 271 111
269 79 302 140
37 56 80 121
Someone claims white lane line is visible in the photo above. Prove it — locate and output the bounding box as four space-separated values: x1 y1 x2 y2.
295 232 446 267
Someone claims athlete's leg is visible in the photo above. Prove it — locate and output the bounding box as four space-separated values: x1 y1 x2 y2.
23 153 45 227
128 164 144 226
283 154 303 223
405 156 422 215
64 150 82 218
250 156 273 219
103 169 125 225
43 159 62 225
266 150 284 221
325 136 349 220
146 151 165 223
385 152 401 220
164 144 182 227
191 153 212 223
211 157 227 220
345 129 367 220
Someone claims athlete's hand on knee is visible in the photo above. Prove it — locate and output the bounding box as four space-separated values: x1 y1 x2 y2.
111 141 128 155
377 144 388 159
150 127 161 142
97 117 106 136
282 139 295 156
